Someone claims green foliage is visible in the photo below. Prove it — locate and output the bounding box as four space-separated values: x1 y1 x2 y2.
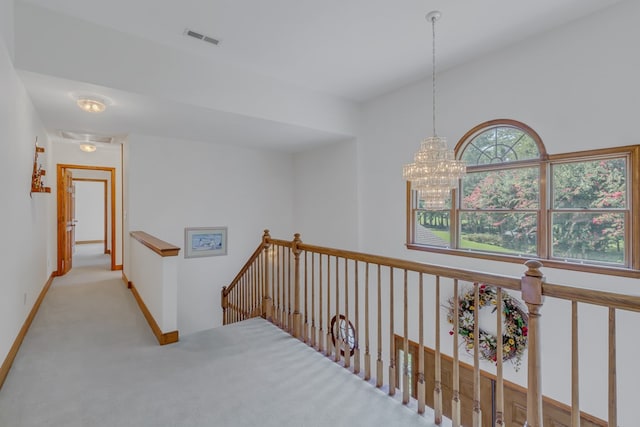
454 157 626 264
551 159 626 263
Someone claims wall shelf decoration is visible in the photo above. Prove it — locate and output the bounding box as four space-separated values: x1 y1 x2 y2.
30 137 51 195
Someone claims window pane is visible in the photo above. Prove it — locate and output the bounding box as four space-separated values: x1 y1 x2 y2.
552 212 625 264
460 212 537 255
415 211 450 247
461 167 539 210
552 158 626 209
461 126 540 166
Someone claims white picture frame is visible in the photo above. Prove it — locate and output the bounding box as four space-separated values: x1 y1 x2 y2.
184 226 227 258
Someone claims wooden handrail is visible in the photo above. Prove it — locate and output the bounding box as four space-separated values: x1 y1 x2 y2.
130 231 180 257
295 242 523 291
543 282 640 312
223 242 265 297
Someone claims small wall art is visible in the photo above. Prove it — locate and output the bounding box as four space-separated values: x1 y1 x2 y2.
184 226 227 258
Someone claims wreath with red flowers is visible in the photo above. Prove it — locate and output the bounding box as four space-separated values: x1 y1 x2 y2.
447 284 529 371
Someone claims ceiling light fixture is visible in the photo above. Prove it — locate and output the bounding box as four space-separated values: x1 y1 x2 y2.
77 98 106 113
403 11 466 210
79 143 97 153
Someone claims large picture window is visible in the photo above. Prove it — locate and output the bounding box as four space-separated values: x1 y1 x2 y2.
407 119 639 276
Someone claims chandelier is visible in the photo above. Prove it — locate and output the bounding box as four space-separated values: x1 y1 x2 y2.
403 11 465 210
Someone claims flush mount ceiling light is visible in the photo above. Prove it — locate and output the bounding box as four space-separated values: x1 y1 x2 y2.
79 143 97 153
402 11 466 210
77 97 106 113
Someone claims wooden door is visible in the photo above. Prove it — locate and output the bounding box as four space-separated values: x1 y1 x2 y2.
70 179 76 255
57 168 74 275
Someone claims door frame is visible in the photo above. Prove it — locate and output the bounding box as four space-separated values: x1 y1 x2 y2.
57 164 117 273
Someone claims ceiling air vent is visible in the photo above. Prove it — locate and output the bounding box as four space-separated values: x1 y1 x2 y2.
185 28 220 46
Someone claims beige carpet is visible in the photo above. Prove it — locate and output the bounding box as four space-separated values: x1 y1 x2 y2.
0 246 443 427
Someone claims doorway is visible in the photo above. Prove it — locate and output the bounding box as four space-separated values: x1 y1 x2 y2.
73 179 108 255
56 164 117 275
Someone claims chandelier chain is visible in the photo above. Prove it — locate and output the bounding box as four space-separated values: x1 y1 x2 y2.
432 14 437 137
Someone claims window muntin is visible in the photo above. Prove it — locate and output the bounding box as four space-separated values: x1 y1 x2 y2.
407 119 638 274
460 125 540 165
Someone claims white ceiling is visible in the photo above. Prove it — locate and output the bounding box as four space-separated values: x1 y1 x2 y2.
13 0 625 152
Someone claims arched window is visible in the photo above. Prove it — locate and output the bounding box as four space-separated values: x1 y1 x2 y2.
456 120 545 257
407 119 639 275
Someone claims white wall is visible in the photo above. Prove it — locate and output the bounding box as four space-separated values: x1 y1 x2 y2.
125 134 295 335
0 32 55 370
0 0 14 60
350 1 640 423
74 180 104 242
52 140 122 266
293 139 359 250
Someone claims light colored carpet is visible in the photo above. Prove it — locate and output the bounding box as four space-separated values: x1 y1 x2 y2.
0 248 443 427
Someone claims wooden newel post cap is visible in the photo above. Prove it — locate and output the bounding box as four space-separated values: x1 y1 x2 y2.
262 229 271 246
522 260 544 306
292 233 303 254
524 260 543 278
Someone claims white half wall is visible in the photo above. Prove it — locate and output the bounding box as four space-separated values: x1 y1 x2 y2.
125 134 295 335
129 236 178 333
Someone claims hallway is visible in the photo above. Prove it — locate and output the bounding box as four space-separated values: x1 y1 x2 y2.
0 244 156 426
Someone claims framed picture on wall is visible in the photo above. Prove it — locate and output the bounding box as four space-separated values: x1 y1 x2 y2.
184 226 227 258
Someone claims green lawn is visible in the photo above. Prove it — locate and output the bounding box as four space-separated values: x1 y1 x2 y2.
427 229 521 254
459 239 518 254
425 227 623 262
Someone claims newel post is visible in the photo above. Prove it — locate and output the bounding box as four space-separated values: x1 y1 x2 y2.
521 260 545 427
292 233 303 339
221 286 228 326
262 230 273 322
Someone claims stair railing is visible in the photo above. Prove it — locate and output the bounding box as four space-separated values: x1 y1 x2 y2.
222 230 640 427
